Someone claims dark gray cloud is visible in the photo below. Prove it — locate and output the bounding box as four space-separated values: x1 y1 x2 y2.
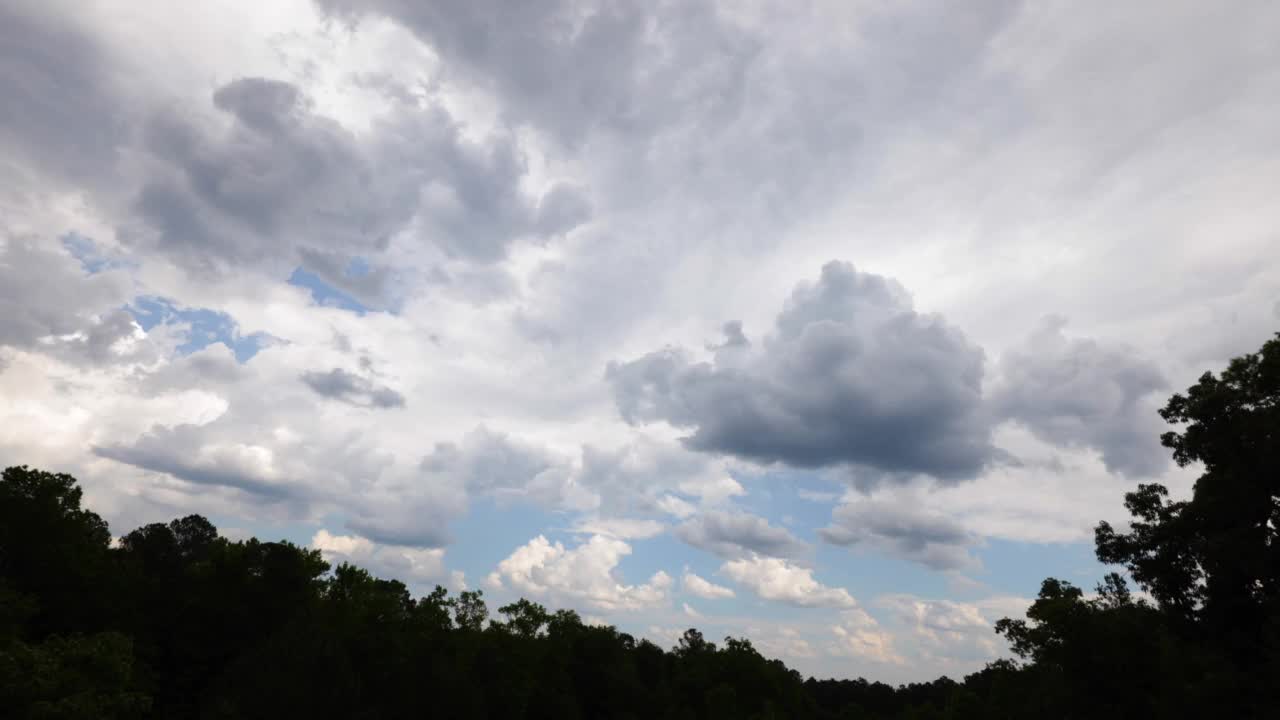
675 510 809 560
820 501 978 571
128 77 407 278
0 2 127 191
301 368 406 408
162 77 585 273
991 317 1168 477
608 261 996 481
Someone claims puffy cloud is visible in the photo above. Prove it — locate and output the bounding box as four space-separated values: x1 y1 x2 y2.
820 499 979 571
301 368 406 408
675 510 809 560
721 555 856 608
992 317 1168 477
491 534 673 612
829 608 904 665
746 626 818 661
682 571 735 600
608 262 996 482
312 529 446 586
881 596 991 638
878 595 1005 664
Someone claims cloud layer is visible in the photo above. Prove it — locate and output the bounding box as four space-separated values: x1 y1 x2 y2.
2 0 1277 685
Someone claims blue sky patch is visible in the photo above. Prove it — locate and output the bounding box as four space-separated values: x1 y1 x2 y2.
62 233 128 274
288 266 370 315
128 296 274 362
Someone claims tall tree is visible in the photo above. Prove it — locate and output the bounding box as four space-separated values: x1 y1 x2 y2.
1096 333 1280 656
0 466 112 637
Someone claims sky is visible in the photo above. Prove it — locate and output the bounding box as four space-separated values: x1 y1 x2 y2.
2 0 1279 683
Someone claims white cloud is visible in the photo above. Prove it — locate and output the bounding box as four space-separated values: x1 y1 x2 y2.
644 626 685 650
829 608 904 665
721 555 856 609
656 494 697 519
878 594 1011 665
572 517 666 540
312 529 446 586
491 534 672 612
682 570 735 600
920 425 1200 544
747 626 818 661
448 569 468 591
678 473 746 505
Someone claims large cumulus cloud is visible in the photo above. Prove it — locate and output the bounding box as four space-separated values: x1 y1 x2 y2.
488 534 673 612
608 261 997 481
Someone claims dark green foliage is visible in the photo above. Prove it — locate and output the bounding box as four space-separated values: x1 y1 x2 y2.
1 334 1278 717
0 466 112 637
0 631 152 719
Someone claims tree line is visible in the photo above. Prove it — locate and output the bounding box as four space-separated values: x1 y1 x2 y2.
2 334 1277 718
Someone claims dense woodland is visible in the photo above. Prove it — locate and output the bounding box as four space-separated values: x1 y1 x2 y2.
2 334 1278 719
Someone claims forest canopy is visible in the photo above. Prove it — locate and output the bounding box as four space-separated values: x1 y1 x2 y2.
2 334 1278 719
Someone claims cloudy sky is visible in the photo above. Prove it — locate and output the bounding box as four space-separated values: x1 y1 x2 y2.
3 0 1278 682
